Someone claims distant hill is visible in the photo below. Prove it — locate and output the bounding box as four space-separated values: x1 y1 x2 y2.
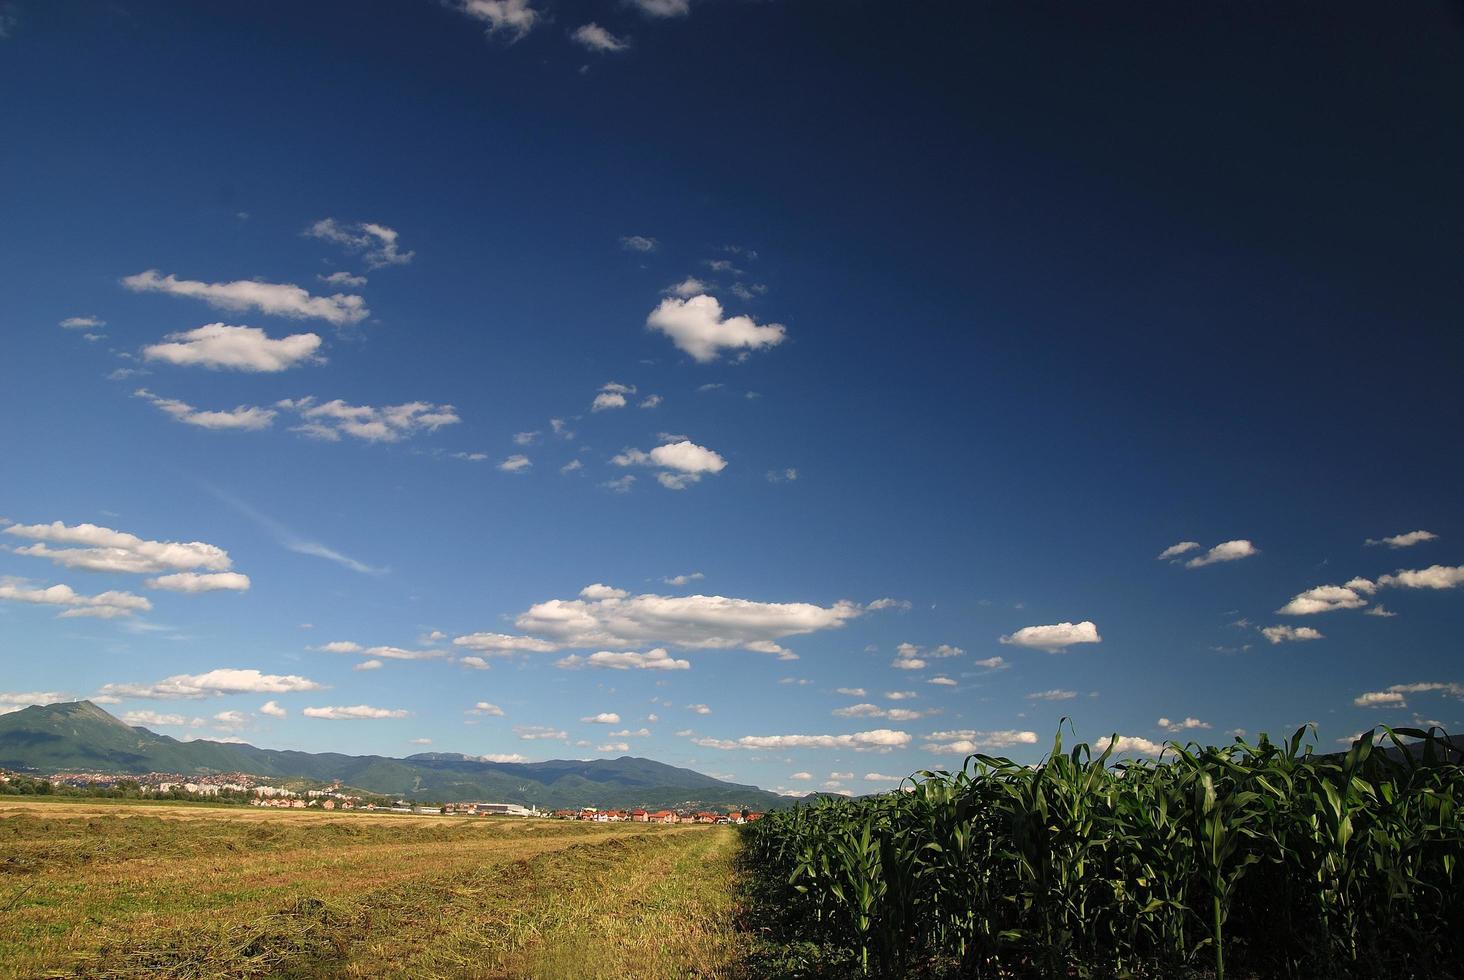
0 701 801 810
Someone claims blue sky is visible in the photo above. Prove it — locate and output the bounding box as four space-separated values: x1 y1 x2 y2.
2 0 1461 795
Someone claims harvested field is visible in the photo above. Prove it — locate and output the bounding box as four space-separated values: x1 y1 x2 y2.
0 799 747 978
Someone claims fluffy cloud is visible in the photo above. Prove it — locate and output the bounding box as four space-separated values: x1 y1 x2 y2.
122 710 190 727
1366 530 1437 549
923 730 1039 754
1098 735 1167 756
452 632 559 655
1261 625 1324 644
1378 565 1464 590
866 598 911 612
695 729 910 751
512 586 860 652
0 692 68 714
0 580 151 619
319 271 366 287
1351 682 1464 709
478 752 529 763
60 315 106 330
1000 621 1101 653
973 656 1009 670
1026 689 1078 701
1185 540 1259 568
890 657 926 670
145 572 251 593
582 712 621 724
571 22 628 51
259 700 287 718
100 668 323 700
1277 579 1377 615
317 641 363 654
305 219 412 268
303 705 409 720
663 571 704 586
1158 716 1212 733
143 323 322 372
468 702 505 716
596 742 631 753
831 703 932 721
665 277 710 298
276 397 460 442
1157 541 1200 560
612 440 728 489
354 659 383 671
555 648 691 671
134 389 275 430
927 676 957 686
645 294 786 362
122 270 367 326
498 454 532 473
5 521 234 577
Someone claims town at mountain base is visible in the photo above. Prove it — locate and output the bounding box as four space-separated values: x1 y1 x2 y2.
0 701 802 811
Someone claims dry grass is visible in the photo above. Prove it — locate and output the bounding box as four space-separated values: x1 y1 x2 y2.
0 799 748 978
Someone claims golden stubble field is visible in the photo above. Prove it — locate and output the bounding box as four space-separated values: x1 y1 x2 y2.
0 799 749 978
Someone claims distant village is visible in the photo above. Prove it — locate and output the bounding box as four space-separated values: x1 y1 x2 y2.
0 768 764 822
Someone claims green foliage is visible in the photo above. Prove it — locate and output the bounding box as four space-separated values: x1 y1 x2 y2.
740 726 1464 979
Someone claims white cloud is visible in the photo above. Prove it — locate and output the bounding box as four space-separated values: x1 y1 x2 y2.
60 315 106 330
973 656 1009 670
645 294 786 363
305 219 413 268
498 454 532 473
317 641 364 654
663 571 704 586
1000 621 1102 653
922 730 1039 754
1378 565 1464 590
452 632 558 655
639 394 662 409
469 701 505 716
0 692 68 713
866 598 911 612
789 771 812 781
319 271 367 287
122 270 367 326
582 712 622 725
1364 604 1397 618
513 431 540 446
100 668 323 700
143 323 322 372
145 572 251 593
276 397 460 443
460 656 491 670
602 474 636 493
1185 540 1259 568
609 728 651 737
515 725 568 741
303 705 409 720
629 0 689 16
122 710 189 727
612 440 728 489
1366 530 1437 549
620 235 657 252
556 648 691 671
259 700 287 718
1097 735 1167 756
5 521 235 575
695 729 910 751
836 687 867 697
1026 689 1078 701
478 752 529 763
890 657 926 670
512 586 859 652
1158 716 1212 733
1277 580 1376 615
1354 691 1406 708
134 389 275 430
354 659 383 671
1157 541 1200 560
832 703 933 721
213 710 247 729
927 676 957 686
571 22 628 51
688 703 712 715
884 691 917 700
665 277 710 298
1261 625 1324 644
0 580 151 619
596 742 631 753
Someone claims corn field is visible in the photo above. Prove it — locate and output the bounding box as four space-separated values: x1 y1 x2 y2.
740 726 1463 978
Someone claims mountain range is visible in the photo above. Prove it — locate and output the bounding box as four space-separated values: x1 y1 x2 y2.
0 701 802 810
